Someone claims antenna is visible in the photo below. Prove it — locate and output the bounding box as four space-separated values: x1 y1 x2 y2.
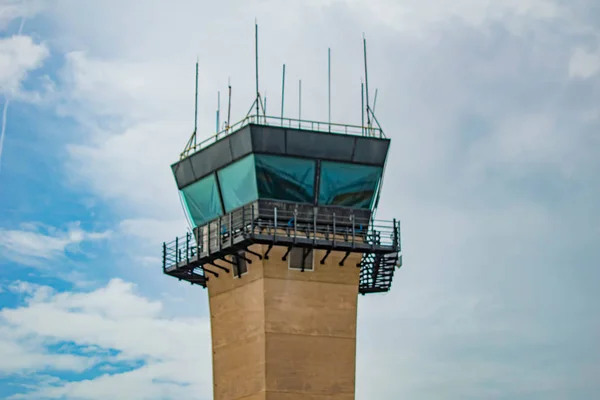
281 64 286 122
227 77 232 132
328 47 331 131
216 91 221 134
363 34 371 133
193 59 199 147
264 91 267 115
373 88 378 114
361 79 365 136
255 20 260 119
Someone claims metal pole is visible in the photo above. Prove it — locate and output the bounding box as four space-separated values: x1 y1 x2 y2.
227 78 232 131
274 207 278 243
363 35 371 130
328 47 331 132
186 232 190 263
194 60 199 147
281 64 286 123
361 80 365 136
373 88 378 114
255 22 260 119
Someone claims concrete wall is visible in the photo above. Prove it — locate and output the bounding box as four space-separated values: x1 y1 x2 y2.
207 244 361 400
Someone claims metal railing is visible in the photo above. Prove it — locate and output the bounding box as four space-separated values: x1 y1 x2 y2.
180 115 385 159
162 204 400 271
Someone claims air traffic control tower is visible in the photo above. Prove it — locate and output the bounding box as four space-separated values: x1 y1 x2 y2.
161 33 402 400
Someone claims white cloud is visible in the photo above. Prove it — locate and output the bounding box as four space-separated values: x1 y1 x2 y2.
0 222 111 267
0 279 211 400
0 0 43 31
569 47 600 78
0 35 48 95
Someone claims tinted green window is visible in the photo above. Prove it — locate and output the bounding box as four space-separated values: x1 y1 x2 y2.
181 174 223 227
255 155 316 203
319 162 382 209
217 154 259 212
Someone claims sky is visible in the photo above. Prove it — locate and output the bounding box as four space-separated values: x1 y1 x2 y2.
0 0 599 399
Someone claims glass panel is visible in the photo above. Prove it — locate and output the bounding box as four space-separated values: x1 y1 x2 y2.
217 154 259 212
255 155 316 203
319 162 382 209
180 174 223 227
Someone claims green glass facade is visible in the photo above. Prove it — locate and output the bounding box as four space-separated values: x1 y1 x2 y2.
319 161 382 209
255 155 315 203
217 154 258 213
179 155 382 227
180 173 223 227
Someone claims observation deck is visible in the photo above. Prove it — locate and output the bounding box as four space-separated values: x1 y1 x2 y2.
162 115 402 295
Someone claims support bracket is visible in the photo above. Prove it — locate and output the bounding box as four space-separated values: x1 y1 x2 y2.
201 266 219 278
320 249 331 265
207 261 230 274
339 251 351 267
301 248 311 272
282 246 292 261
264 244 273 260
245 248 262 261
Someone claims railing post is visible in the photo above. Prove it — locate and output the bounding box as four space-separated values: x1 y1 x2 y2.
242 206 246 235
313 208 317 245
274 207 278 243
293 208 297 243
332 213 336 247
219 216 223 251
186 232 190 263
175 236 179 263
229 212 233 247
251 203 255 234
196 227 201 257
207 222 211 256
351 214 355 249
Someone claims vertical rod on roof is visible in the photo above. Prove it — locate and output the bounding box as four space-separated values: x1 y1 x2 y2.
194 59 199 146
328 47 331 132
298 79 302 126
255 20 260 119
227 77 232 131
373 88 378 114
281 64 286 123
361 80 365 136
363 34 371 133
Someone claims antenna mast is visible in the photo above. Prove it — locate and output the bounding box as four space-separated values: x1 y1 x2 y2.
363 34 371 134
227 78 232 132
373 88 378 114
255 20 260 119
361 79 365 136
193 59 199 147
328 47 331 131
281 64 286 122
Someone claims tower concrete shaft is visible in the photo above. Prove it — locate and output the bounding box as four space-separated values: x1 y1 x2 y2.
208 244 361 400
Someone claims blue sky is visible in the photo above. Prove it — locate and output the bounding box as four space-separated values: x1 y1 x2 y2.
0 0 599 399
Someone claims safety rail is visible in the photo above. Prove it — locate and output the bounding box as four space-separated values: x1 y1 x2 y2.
163 204 400 270
181 114 385 159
